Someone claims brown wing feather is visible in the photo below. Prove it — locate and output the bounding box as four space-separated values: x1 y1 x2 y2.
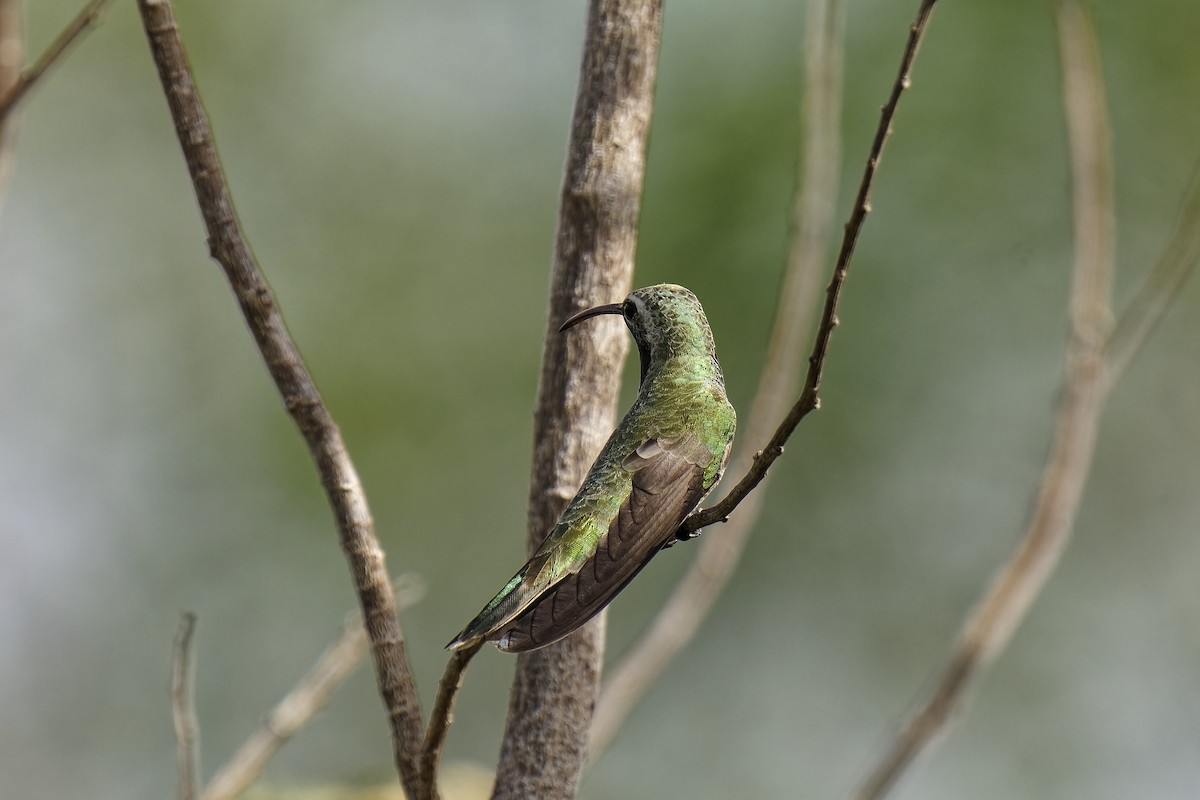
494 432 716 653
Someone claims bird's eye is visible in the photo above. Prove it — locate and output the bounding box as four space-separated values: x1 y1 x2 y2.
622 300 636 319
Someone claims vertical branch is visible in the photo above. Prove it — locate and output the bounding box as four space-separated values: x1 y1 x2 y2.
591 0 848 756
490 1 663 798
133 3 427 798
850 2 1114 797
172 614 201 800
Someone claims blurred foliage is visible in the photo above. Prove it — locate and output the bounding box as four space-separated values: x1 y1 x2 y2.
1 1 1198 799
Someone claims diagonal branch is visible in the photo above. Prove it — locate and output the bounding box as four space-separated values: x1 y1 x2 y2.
0 0 23 200
134 2 428 798
850 2 1115 797
677 0 941 540
202 578 426 800
591 0 848 757
1103 172 1200 387
0 0 114 122
588 5 940 749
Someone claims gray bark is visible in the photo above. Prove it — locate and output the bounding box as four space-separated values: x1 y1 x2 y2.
491 1 663 797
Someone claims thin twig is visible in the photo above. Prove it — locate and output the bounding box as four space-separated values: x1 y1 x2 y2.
491 1 661 798
202 578 426 800
418 639 483 797
678 0 941 539
591 0 847 757
0 0 24 200
851 3 1115 797
0 0 113 121
134 3 428 798
1103 172 1200 387
172 613 201 800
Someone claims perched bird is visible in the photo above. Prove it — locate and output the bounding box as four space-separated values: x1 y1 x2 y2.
447 284 736 653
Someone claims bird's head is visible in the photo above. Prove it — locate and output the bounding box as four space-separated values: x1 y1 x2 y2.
560 284 717 380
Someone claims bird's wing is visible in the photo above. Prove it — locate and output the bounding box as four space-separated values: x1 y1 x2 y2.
488 430 717 652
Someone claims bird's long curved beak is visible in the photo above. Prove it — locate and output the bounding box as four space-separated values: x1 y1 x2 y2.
559 302 624 332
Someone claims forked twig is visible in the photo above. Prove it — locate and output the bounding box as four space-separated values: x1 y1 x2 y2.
0 0 114 121
172 613 201 800
202 578 426 800
592 0 848 756
134 2 427 797
850 2 1115 796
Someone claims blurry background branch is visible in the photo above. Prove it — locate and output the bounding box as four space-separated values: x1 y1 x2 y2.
134 1 428 797
0 0 112 121
0 0 115 204
591 0 848 755
1104 175 1200 385
490 1 662 798
849 2 1198 796
0 0 22 199
202 578 426 800
172 614 200 800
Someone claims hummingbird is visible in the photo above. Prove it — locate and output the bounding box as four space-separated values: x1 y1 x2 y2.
447 283 736 653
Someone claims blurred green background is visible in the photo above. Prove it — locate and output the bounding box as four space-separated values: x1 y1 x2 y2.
2 1 1198 798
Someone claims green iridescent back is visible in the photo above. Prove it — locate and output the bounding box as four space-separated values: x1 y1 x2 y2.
448 283 735 652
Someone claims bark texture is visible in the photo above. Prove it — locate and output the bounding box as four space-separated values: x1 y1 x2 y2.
135 3 427 797
491 1 663 797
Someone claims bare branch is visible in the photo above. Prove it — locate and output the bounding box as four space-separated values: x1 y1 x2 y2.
591 0 847 756
418 640 483 797
678 0 941 539
202 578 425 800
0 0 114 122
850 3 1115 797
0 0 20 100
133 2 427 797
172 613 201 800
0 0 23 199
1104 173 1200 387
491 1 662 798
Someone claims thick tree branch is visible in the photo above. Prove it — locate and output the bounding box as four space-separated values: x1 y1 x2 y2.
134 3 427 798
202 578 425 800
850 3 1114 796
172 613 201 800
677 0 941 539
490 1 662 798
591 0 848 756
